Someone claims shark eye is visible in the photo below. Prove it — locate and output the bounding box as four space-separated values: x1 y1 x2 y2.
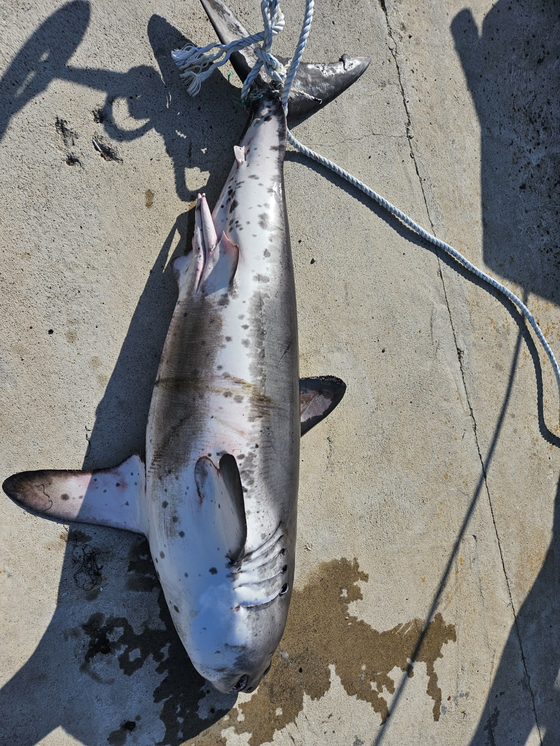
233 674 249 692
279 583 289 596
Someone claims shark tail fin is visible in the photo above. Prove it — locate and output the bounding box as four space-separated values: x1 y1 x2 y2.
199 0 370 119
3 454 146 534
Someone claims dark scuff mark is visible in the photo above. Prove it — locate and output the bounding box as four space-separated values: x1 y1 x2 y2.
107 719 137 746
92 106 106 123
483 705 500 746
232 558 456 745
55 116 78 147
71 533 102 592
92 136 122 162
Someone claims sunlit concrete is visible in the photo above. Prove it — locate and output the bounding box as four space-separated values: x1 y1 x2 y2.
1 1 559 744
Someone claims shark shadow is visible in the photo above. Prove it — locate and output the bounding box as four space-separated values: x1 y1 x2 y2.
0 215 243 746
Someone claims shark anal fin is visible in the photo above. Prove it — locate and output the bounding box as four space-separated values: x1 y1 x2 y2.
195 454 247 563
300 376 347 436
3 454 146 534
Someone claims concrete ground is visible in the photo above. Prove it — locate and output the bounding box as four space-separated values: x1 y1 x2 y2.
1 0 559 744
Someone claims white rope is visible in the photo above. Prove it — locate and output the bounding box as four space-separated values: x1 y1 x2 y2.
172 0 285 97
174 0 560 419
281 0 314 110
287 128 560 412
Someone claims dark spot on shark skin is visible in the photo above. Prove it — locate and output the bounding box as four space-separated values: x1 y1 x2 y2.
61 493 70 501
172 515 179 523
249 174 259 179
179 531 185 538
234 395 244 403
162 501 168 508
258 213 269 230
263 249 271 258
227 558 456 745
225 336 232 342
160 551 165 559
209 567 218 575
173 605 179 613
241 340 250 348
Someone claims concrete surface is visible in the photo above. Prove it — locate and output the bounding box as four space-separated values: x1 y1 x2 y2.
1 0 559 744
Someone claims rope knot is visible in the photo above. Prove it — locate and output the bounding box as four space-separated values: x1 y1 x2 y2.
172 0 288 101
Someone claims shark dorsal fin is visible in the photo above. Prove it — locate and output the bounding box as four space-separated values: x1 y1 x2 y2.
194 454 247 563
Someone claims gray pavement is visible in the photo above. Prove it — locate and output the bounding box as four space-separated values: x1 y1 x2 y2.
1 1 559 744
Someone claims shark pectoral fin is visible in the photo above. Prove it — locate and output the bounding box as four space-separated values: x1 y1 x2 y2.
194 454 247 563
2 454 146 534
299 376 347 436
200 231 239 295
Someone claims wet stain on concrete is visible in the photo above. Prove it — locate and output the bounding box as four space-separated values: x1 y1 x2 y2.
81 538 231 745
72 541 454 744
107 717 140 746
231 557 456 745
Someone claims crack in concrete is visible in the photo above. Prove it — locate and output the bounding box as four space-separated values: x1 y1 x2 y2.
378 3 543 743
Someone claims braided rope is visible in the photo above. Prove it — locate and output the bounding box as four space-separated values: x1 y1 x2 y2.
172 0 285 96
281 0 314 109
287 128 560 411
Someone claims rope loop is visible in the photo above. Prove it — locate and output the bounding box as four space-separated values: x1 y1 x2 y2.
173 0 286 100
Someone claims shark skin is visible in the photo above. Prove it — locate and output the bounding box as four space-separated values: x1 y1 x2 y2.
3 93 347 695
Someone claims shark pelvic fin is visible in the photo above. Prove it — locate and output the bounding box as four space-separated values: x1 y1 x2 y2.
3 454 146 534
199 0 370 119
299 376 347 436
195 454 247 563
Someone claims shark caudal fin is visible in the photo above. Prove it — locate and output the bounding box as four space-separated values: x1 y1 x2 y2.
300 376 347 436
2 454 145 534
198 0 370 119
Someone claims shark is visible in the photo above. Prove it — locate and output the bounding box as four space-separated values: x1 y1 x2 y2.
3 0 369 695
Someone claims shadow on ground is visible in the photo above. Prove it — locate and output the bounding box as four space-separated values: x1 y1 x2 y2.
456 3 560 743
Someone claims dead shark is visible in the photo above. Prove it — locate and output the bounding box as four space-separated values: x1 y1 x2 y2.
3 2 368 695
